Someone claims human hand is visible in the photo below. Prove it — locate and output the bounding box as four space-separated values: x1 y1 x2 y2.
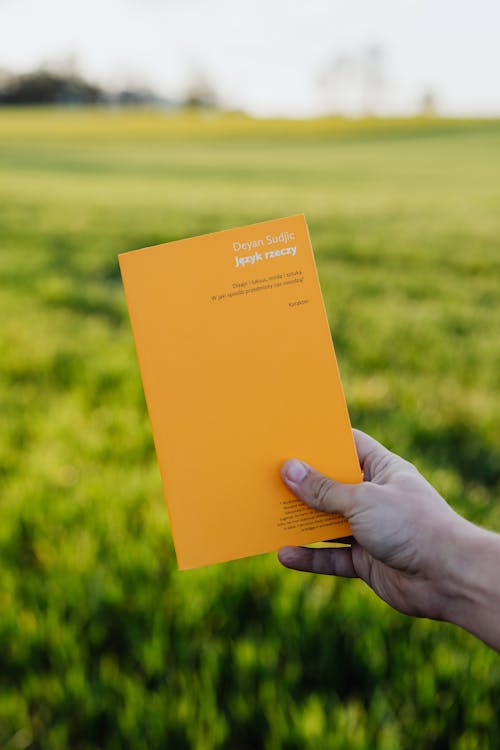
278 429 468 622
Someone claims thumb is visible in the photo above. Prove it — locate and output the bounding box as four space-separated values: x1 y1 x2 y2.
280 459 364 519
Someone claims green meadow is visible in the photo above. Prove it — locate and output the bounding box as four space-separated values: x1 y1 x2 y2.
1 108 499 749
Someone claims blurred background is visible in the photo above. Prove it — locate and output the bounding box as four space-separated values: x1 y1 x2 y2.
1 1 500 748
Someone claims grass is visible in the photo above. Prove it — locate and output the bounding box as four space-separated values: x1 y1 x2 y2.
0 107 499 749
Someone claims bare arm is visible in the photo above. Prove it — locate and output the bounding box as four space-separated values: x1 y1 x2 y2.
278 429 500 651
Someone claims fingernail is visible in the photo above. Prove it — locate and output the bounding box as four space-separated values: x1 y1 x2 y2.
283 459 308 484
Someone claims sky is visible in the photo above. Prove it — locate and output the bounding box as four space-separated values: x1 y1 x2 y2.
0 0 499 117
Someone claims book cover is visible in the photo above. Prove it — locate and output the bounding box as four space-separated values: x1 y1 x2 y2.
118 214 362 569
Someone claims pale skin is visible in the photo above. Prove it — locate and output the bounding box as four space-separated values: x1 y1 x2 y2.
278 429 500 652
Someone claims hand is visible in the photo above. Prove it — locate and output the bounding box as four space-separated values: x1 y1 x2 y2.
278 429 467 621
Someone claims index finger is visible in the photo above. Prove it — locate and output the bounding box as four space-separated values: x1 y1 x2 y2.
352 428 391 478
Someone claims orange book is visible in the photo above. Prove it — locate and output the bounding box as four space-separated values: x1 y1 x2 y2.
118 215 362 569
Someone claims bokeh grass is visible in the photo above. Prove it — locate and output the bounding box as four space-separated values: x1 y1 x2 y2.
1 107 499 749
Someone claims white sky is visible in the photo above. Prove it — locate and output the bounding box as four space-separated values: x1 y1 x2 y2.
0 0 499 116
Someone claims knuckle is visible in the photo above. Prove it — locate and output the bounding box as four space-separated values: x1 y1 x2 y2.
312 475 333 512
371 451 392 476
402 458 420 474
371 450 404 480
350 481 365 507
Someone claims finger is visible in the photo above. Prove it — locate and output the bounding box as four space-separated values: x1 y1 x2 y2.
280 459 365 517
352 428 392 479
352 428 417 481
278 546 357 578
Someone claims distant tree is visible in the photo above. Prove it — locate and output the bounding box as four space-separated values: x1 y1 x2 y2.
318 45 386 116
0 69 103 105
183 69 218 110
115 87 158 106
419 90 439 117
318 53 355 114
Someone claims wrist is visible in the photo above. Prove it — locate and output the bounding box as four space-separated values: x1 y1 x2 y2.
438 515 500 647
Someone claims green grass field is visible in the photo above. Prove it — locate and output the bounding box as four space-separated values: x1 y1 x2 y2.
1 108 499 749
